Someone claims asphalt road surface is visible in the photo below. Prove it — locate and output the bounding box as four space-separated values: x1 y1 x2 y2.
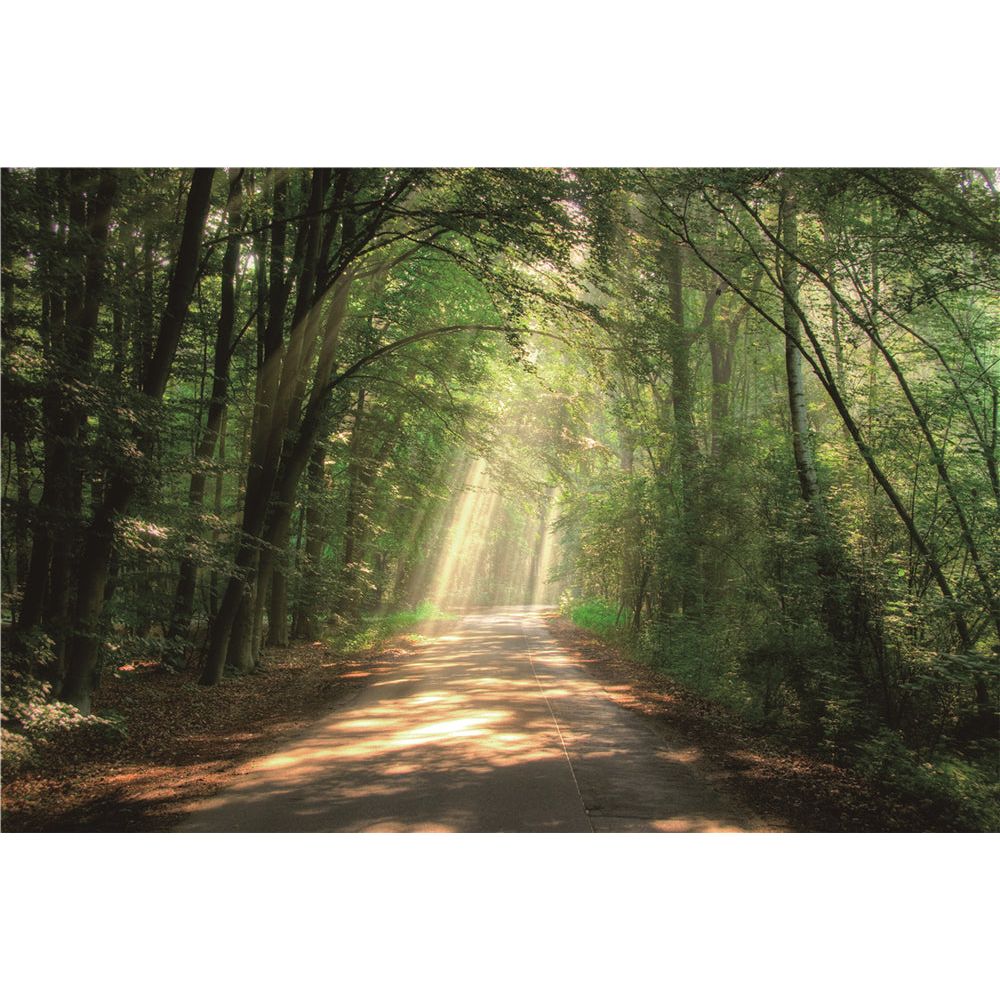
179 607 761 832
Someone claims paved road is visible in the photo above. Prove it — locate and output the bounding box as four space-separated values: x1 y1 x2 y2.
179 607 760 832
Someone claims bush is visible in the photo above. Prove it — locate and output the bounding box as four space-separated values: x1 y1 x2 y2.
5 626 56 677
327 601 456 653
1 730 37 775
561 594 999 830
642 615 754 717
566 598 621 639
854 728 1000 832
1 671 127 779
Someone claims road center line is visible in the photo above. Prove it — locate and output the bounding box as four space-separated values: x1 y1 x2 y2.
519 614 594 833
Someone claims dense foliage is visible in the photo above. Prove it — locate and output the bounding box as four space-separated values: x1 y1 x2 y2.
546 169 999 828
2 167 997 827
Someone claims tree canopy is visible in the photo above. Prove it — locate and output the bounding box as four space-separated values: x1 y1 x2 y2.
2 166 997 829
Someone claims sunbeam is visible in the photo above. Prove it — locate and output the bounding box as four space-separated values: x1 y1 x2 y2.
421 456 561 609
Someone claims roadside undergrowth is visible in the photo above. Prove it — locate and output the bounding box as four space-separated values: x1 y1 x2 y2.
326 601 457 653
556 601 999 832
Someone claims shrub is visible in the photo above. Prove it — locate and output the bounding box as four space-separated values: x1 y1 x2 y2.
1 671 127 779
642 615 754 717
567 598 621 639
854 728 1000 832
327 601 456 653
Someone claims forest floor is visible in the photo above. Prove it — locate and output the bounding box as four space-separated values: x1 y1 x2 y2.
1 637 424 832
2 612 934 833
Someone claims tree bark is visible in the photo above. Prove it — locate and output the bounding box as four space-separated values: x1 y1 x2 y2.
781 186 823 511
16 171 117 690
663 239 699 615
291 445 329 640
60 168 214 711
168 169 242 648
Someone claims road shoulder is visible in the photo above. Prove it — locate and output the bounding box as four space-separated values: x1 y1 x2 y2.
544 613 920 832
1 639 420 832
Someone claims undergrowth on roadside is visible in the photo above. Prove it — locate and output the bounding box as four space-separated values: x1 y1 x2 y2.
1 603 452 784
560 596 1000 831
1 671 127 780
326 601 456 653
564 597 620 639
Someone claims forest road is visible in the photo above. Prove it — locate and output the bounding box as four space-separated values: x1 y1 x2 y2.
178 607 762 832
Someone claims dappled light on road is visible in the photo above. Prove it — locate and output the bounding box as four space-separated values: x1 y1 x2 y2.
180 608 759 832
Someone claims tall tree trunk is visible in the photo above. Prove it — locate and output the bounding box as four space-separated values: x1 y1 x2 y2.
1 172 36 613
663 239 699 615
200 271 351 685
779 179 886 716
168 169 242 649
291 445 329 640
208 408 227 618
266 525 292 647
44 171 97 682
712 186 977 659
60 168 214 712
339 387 367 613
18 169 69 637
781 187 823 512
17 171 116 690
228 570 260 673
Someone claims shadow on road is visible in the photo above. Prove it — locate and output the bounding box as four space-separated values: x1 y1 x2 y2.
180 607 760 832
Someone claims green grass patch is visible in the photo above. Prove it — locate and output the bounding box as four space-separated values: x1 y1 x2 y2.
327 601 457 654
564 598 750 711
566 598 622 639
